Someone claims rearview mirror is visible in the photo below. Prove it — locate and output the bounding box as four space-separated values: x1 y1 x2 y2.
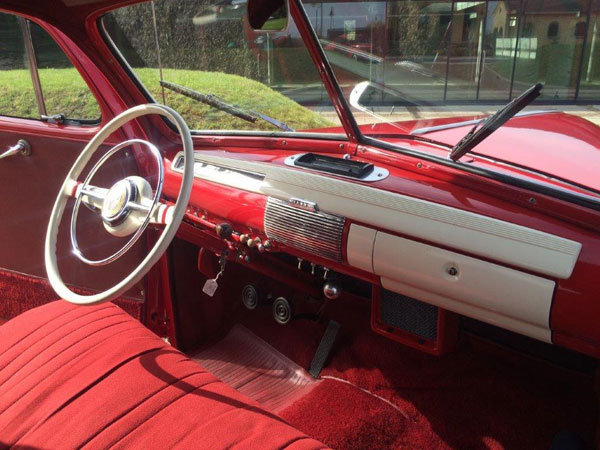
247 0 288 31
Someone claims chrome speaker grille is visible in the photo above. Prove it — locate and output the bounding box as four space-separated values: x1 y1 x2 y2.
264 197 345 262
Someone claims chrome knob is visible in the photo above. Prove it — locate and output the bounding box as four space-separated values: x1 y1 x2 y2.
323 282 341 300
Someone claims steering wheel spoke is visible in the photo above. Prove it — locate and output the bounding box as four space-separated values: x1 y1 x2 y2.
126 199 174 226
150 202 175 225
80 185 109 212
64 179 82 198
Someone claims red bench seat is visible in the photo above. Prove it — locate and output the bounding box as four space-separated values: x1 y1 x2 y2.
0 300 326 449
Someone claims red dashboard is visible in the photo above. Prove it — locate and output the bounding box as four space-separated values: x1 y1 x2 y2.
159 143 600 359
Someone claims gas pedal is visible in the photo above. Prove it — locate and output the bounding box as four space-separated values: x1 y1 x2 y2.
309 320 340 378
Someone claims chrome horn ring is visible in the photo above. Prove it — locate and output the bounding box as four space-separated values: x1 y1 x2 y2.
70 138 164 266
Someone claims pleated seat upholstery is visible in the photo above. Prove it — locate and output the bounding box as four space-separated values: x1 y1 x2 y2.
0 300 327 449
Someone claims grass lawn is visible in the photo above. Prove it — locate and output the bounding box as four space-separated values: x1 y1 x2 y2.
0 67 333 131
0 68 101 120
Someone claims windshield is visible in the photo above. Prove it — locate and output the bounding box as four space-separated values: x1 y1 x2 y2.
102 0 600 194
302 0 599 150
102 0 342 134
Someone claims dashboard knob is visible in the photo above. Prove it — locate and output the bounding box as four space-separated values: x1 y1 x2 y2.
257 243 265 253
323 281 342 300
215 223 233 239
239 234 249 244
247 238 257 248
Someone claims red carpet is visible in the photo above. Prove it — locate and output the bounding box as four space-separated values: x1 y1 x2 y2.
229 295 598 450
280 379 410 450
0 269 143 320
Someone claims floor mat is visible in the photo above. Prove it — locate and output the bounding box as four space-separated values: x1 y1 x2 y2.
192 324 321 412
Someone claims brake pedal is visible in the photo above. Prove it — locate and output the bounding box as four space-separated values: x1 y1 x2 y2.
309 320 340 378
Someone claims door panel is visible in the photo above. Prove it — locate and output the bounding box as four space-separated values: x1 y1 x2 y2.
0 128 146 294
0 11 145 296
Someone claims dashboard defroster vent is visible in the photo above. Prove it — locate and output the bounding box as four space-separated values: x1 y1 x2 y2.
264 197 345 262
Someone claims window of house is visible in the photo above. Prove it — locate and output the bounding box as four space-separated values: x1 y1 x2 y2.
522 22 534 38
0 12 100 122
547 21 559 38
575 21 586 38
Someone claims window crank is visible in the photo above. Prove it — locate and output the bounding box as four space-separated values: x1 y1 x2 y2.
0 139 31 161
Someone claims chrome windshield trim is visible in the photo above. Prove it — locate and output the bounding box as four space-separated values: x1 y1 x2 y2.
190 130 348 140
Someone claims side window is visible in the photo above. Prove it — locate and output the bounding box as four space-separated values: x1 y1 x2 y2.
0 12 100 123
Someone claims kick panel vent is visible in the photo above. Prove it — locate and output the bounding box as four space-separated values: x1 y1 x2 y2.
380 289 439 341
264 197 345 262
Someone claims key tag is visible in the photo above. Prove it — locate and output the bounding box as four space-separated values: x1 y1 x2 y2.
202 278 219 297
202 251 228 297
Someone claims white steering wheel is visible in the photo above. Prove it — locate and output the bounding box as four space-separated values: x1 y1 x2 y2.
45 104 194 305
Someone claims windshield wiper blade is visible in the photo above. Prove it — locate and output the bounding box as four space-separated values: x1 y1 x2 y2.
251 111 294 132
449 83 543 162
160 80 294 132
161 80 255 122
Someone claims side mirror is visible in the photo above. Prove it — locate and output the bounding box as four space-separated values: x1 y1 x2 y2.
247 0 288 31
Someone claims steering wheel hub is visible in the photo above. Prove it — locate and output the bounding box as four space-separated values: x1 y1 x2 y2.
102 179 137 226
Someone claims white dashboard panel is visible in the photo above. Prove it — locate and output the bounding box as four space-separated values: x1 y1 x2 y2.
373 232 555 342
186 152 582 280
346 224 376 272
345 224 555 342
